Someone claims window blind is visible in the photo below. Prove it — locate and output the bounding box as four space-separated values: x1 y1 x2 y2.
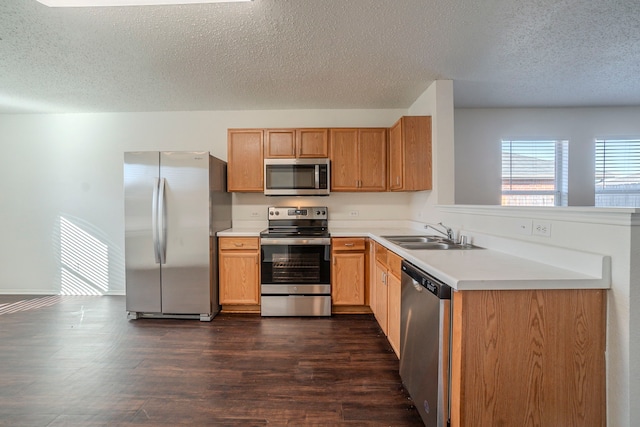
502 140 564 206
595 139 640 207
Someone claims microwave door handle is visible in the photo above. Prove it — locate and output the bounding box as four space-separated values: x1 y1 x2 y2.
315 165 320 189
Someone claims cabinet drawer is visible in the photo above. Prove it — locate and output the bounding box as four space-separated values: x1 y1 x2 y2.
332 237 365 251
219 237 259 251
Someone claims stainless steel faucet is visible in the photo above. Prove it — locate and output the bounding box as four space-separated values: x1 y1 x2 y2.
424 222 454 241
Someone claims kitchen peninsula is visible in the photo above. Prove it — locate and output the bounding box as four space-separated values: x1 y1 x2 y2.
218 223 609 426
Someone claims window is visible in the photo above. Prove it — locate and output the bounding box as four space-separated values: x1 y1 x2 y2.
595 139 640 207
501 140 568 206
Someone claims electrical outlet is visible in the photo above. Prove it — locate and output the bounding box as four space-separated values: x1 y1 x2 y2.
349 210 359 217
533 221 551 237
515 219 533 235
250 211 259 217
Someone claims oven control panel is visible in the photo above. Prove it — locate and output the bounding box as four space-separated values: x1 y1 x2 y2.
268 206 328 220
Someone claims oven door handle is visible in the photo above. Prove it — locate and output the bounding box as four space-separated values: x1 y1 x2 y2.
260 238 331 246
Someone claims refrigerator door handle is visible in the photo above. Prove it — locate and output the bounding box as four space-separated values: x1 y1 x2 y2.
158 177 167 265
152 177 161 264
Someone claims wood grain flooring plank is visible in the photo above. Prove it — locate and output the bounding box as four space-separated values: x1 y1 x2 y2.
0 295 422 426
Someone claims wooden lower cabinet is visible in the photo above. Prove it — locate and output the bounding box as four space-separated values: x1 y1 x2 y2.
331 237 367 308
386 253 402 357
373 259 388 334
450 288 606 427
218 237 260 311
371 242 402 357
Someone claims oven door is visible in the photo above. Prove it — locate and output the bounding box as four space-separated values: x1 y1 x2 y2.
261 238 331 285
260 238 331 316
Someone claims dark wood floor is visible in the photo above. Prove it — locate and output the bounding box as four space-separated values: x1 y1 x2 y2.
0 295 423 426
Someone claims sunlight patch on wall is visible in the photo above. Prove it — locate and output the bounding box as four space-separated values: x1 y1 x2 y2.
59 216 109 295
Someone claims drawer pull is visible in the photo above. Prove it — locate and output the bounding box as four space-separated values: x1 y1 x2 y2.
234 242 244 247
344 243 354 247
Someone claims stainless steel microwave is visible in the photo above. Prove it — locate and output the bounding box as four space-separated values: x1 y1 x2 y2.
264 158 330 196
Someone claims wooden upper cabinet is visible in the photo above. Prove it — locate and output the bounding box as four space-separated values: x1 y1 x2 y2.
296 128 329 158
227 129 264 192
359 128 387 191
264 128 329 158
330 129 360 191
264 129 296 158
330 128 387 192
389 116 432 191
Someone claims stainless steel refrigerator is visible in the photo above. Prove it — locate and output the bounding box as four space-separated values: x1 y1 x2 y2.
124 151 231 321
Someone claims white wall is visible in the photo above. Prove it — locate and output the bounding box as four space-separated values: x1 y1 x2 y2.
631 224 640 425
408 80 455 223
232 192 412 227
406 95 638 426
0 108 411 295
454 107 640 206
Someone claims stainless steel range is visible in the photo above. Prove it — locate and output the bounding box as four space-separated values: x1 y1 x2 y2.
260 206 331 316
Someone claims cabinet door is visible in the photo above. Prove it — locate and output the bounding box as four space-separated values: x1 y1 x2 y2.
332 251 365 305
369 240 377 312
227 129 264 192
389 119 403 191
403 116 432 191
387 268 401 358
374 261 388 335
358 128 387 191
264 129 296 158
389 116 432 191
219 251 260 305
297 128 329 158
330 129 360 191
450 289 606 427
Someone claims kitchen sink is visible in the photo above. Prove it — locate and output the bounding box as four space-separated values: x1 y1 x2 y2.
381 235 483 250
379 235 441 243
398 242 461 250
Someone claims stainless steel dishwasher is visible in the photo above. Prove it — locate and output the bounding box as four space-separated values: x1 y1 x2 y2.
400 260 452 427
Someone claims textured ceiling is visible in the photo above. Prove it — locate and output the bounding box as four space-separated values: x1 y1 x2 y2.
1 0 640 113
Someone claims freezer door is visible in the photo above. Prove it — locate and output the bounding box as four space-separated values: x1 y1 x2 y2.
159 152 211 314
124 152 162 313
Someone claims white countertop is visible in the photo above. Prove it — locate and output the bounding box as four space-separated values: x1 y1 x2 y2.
217 226 264 237
218 225 611 291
